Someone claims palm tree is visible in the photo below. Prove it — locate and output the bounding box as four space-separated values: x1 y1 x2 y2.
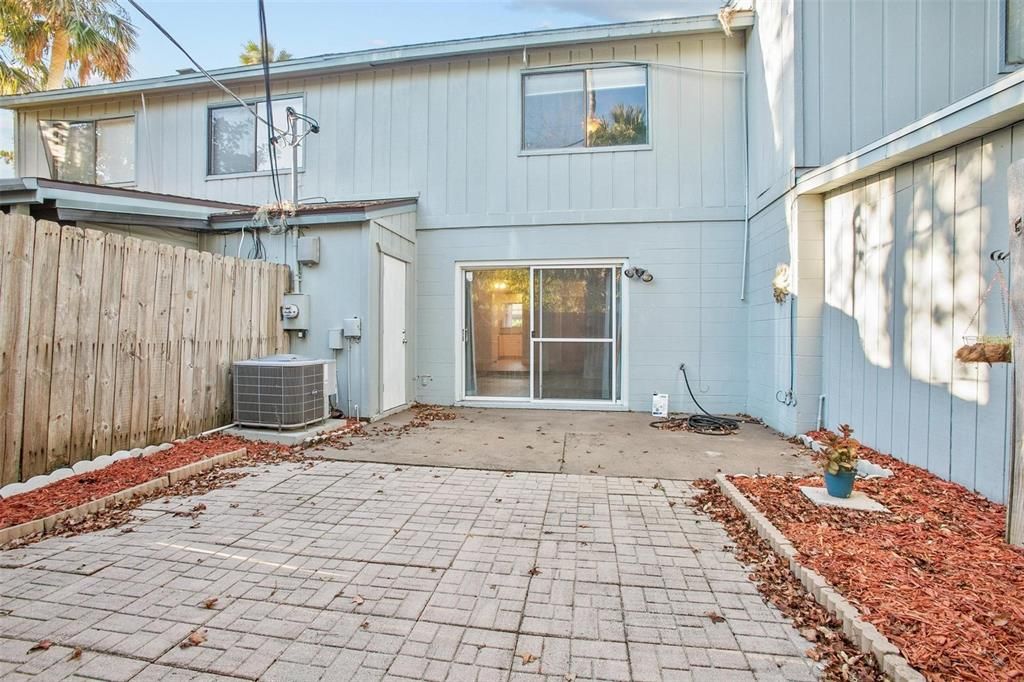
587 104 648 147
239 40 292 65
0 0 137 93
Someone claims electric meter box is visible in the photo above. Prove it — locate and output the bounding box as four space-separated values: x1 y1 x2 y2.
281 294 311 331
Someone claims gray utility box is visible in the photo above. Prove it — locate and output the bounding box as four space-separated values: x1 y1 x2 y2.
233 355 327 429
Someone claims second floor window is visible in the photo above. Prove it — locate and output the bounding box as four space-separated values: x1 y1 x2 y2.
1008 0 1024 65
208 96 303 175
39 116 135 185
522 65 648 152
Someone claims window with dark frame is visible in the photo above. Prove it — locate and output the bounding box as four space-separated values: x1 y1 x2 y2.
39 116 135 185
208 95 303 175
522 65 648 151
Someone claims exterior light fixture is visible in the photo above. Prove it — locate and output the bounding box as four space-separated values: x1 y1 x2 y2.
624 267 654 283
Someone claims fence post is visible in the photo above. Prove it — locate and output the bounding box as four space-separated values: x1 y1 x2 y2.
1008 159 1024 546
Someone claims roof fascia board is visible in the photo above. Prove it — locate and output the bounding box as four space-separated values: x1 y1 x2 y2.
0 14 749 108
209 213 368 230
796 68 1024 195
56 207 208 231
41 189 230 221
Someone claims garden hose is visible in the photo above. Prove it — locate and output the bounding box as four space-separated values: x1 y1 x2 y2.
650 364 741 436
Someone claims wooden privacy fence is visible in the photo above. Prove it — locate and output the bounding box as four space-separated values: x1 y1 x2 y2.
0 214 290 485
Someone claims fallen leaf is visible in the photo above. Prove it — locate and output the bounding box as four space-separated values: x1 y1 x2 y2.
352 595 365 606
69 646 82 660
806 648 822 661
180 630 207 648
28 640 52 653
704 611 726 623
527 566 541 576
201 597 219 609
360 620 370 630
519 652 538 665
799 626 818 642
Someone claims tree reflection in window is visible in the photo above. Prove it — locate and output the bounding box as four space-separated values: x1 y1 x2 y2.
523 65 647 151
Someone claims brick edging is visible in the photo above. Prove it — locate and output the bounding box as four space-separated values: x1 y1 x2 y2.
714 473 925 682
0 448 247 546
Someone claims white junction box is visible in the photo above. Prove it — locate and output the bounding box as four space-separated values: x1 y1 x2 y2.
297 236 320 265
343 317 361 338
652 393 669 418
281 293 311 331
328 328 344 350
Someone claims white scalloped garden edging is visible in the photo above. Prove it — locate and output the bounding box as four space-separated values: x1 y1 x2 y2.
714 473 925 682
0 443 174 500
0 447 247 546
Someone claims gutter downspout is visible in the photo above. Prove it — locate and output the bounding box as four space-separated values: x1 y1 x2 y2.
739 66 750 301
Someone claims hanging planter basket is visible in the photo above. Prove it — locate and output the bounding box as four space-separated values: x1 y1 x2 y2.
955 335 1012 364
957 262 1012 365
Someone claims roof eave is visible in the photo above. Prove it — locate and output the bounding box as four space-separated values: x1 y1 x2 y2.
0 13 750 109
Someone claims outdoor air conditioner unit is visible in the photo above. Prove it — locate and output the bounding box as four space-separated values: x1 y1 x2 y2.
233 355 329 429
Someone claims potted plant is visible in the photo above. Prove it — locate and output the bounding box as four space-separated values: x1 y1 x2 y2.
817 424 860 498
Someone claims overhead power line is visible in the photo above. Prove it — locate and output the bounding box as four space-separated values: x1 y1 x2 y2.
126 0 284 134
258 0 283 207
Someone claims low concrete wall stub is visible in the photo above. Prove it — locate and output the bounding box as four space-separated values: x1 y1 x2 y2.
714 473 925 682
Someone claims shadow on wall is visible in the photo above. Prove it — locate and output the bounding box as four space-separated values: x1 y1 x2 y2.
823 139 1012 502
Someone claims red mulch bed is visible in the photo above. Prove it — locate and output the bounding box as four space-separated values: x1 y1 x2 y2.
0 435 284 529
729 432 1024 682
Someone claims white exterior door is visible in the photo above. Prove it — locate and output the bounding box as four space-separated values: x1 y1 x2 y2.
380 254 407 412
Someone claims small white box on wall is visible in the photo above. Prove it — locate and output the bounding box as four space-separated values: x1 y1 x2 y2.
651 393 669 418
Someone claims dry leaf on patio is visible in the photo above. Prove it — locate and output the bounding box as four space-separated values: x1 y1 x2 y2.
28 639 52 653
201 597 218 609
360 620 370 630
527 566 542 576
180 630 207 648
519 652 538 664
69 647 82 660
704 611 726 623
352 595 365 606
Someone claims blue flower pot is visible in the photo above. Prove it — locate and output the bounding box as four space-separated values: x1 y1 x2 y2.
824 470 856 498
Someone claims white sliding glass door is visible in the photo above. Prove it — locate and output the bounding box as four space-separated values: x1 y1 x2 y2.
461 262 623 406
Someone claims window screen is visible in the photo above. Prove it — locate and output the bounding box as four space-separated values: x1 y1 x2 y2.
523 65 648 151
1008 0 1024 64
39 117 134 185
208 96 303 175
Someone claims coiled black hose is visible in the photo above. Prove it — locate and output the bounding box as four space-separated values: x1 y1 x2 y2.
650 364 740 436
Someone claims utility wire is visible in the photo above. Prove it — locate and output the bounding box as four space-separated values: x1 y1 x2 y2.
258 0 284 208
126 0 284 135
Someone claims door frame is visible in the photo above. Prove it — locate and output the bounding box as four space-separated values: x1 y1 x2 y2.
454 258 629 409
379 251 409 414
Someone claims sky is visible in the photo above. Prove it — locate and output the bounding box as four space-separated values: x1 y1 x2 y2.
126 0 724 79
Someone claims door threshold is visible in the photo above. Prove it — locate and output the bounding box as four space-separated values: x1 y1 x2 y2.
456 400 628 411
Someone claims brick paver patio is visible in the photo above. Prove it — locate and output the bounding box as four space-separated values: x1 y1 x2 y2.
0 459 818 680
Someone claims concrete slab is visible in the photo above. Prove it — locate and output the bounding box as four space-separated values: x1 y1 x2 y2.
225 418 349 445
800 486 890 512
317 407 816 479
